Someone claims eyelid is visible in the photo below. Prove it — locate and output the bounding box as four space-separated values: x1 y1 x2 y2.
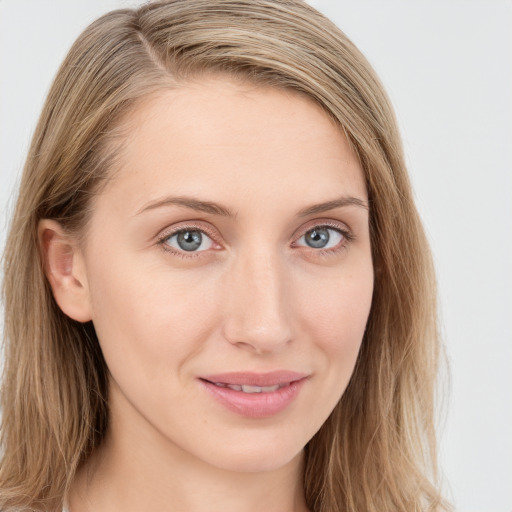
290 219 355 259
292 219 353 243
157 221 219 243
156 221 222 256
155 218 354 259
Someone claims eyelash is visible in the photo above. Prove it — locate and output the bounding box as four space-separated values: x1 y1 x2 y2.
294 221 354 259
157 222 219 260
157 221 354 260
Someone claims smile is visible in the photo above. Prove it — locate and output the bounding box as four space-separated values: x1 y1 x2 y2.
211 382 286 393
199 371 308 418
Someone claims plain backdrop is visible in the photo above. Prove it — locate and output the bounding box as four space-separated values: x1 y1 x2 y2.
0 1 511 510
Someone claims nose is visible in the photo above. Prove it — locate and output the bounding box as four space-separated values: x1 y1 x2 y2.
222 247 293 355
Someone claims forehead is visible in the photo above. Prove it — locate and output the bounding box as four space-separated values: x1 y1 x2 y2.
96 78 367 217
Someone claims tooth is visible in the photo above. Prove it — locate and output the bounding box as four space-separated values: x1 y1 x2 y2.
261 385 280 392
241 385 262 393
214 383 285 393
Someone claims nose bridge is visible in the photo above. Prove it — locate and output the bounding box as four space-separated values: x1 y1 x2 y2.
222 244 292 353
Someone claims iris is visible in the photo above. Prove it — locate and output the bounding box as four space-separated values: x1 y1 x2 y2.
177 230 203 251
305 228 330 248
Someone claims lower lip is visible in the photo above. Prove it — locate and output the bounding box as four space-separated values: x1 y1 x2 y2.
200 379 307 418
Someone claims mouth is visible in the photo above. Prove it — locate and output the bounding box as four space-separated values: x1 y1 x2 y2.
199 371 308 418
200 370 307 391
206 382 287 393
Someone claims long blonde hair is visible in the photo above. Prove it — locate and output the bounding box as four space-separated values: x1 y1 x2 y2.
1 1 448 511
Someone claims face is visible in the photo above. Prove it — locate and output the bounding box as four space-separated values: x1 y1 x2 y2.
77 78 373 473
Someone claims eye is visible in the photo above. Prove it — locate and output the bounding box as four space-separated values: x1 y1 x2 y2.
295 225 345 250
162 229 215 253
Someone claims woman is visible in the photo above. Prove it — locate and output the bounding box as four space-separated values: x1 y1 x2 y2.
0 1 449 511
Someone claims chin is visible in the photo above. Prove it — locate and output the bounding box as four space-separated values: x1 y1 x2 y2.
191 434 306 474
213 450 303 474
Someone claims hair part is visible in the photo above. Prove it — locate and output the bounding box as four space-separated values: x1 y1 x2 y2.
1 1 449 511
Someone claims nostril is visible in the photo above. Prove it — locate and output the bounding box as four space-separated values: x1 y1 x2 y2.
228 337 292 356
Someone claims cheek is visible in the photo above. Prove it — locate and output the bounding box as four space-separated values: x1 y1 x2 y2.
294 263 373 391
298 266 373 343
288 263 373 435
86 256 220 376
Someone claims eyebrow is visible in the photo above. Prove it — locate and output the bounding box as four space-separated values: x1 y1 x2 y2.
136 196 235 217
136 194 368 217
297 196 368 216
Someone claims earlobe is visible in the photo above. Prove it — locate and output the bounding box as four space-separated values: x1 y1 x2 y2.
38 219 93 323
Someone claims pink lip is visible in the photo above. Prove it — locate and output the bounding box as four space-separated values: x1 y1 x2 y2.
199 371 308 418
201 370 307 387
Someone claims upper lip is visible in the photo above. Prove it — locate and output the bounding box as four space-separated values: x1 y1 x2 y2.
200 371 308 387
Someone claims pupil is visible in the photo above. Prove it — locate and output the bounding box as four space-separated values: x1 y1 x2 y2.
306 228 329 248
177 231 202 251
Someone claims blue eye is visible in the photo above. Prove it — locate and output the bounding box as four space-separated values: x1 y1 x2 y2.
163 229 214 252
296 226 344 249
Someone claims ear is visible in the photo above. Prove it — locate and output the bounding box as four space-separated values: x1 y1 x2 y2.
38 219 93 322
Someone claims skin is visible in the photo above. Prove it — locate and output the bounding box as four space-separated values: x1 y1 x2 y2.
41 78 374 512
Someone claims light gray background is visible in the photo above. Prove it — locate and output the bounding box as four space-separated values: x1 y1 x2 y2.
1 1 511 510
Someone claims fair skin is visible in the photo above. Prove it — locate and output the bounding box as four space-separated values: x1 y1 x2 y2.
41 78 373 512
